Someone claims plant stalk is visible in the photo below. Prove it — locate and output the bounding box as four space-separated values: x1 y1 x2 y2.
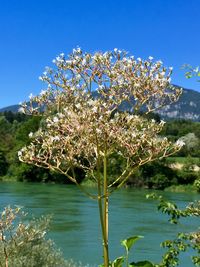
96 135 109 267
103 151 109 267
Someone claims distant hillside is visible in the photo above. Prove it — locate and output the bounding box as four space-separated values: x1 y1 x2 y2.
157 87 200 121
0 104 20 113
1 86 200 121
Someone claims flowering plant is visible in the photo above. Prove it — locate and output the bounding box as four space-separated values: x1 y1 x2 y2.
18 48 183 266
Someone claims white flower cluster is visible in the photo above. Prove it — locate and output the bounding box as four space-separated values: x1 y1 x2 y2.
18 48 182 186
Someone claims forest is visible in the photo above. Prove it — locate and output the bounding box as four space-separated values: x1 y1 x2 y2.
0 110 199 191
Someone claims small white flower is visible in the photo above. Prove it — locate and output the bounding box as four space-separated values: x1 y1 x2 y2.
29 93 34 99
82 58 87 65
40 90 47 96
99 85 104 90
18 107 25 113
88 99 94 106
53 117 59 123
161 71 165 76
160 120 166 125
29 132 33 138
149 56 153 60
58 113 64 118
75 103 81 109
53 136 60 141
137 57 142 62
73 47 81 54
92 106 98 113
64 60 71 65
134 83 140 87
96 128 101 134
157 60 163 65
175 139 185 147
77 47 81 53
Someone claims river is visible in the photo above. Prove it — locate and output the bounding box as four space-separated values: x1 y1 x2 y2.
0 182 199 266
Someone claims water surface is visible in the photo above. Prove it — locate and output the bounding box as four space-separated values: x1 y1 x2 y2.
0 182 199 266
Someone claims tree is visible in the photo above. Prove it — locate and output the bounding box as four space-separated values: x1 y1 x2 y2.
0 150 8 176
18 48 183 266
179 132 199 156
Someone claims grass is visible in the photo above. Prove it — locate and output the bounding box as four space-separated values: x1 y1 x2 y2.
164 184 197 193
166 157 200 164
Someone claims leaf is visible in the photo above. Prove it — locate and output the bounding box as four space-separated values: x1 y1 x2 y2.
111 256 124 267
121 236 143 252
129 260 154 267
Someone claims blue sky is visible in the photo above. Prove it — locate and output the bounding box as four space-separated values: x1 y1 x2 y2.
0 0 200 108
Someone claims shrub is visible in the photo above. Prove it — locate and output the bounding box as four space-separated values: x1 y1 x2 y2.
0 206 82 267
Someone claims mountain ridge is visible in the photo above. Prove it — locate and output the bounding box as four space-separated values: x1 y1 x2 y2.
1 86 200 121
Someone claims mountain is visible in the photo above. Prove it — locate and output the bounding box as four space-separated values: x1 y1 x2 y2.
157 87 200 121
0 86 200 121
0 104 20 113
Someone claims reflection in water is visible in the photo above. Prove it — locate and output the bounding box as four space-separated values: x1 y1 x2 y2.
0 182 199 266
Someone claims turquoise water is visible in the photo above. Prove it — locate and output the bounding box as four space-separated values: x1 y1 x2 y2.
0 182 199 266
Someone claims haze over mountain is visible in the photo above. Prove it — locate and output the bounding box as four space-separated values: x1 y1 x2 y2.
1 86 200 121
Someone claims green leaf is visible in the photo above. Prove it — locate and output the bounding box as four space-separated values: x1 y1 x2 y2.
129 260 154 267
111 256 124 267
121 236 143 252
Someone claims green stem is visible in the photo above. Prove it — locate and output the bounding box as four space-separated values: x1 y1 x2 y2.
96 135 109 267
103 141 109 267
126 249 129 267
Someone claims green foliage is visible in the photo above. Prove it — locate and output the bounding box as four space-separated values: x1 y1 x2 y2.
15 115 41 145
194 177 200 192
111 257 124 267
0 150 8 176
0 112 86 183
0 206 84 267
101 194 200 267
174 157 199 186
182 64 200 81
164 184 197 193
132 160 178 190
9 163 50 182
161 120 200 157
130 261 154 267
100 236 154 267
121 236 143 254
146 194 200 266
160 232 200 267
2 110 28 123
0 110 199 188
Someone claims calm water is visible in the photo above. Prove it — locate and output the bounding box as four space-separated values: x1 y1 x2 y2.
0 182 199 266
